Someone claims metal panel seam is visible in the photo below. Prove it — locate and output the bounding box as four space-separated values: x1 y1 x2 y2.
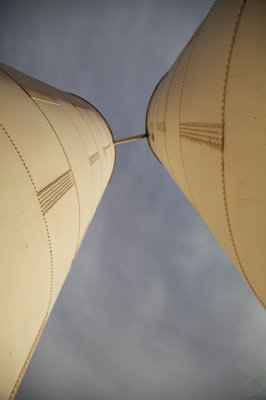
8 314 48 400
178 33 203 214
220 0 264 308
163 2 217 179
0 121 54 399
74 109 104 197
60 91 97 253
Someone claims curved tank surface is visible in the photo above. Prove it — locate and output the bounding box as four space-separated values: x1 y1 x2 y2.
146 0 266 308
0 63 115 399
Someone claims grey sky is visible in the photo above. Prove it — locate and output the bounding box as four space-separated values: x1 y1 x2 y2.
1 0 266 399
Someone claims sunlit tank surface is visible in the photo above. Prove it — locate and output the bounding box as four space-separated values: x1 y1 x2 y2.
146 0 266 308
0 63 115 399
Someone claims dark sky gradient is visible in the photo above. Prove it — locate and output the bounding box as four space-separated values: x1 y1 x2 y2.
1 1 266 399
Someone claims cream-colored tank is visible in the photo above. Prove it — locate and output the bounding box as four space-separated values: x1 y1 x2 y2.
146 0 266 308
0 64 115 399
